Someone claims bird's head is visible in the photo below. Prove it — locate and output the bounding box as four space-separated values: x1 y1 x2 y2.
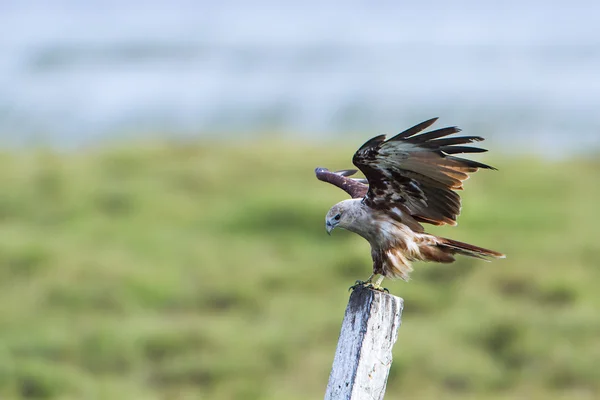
325 201 354 235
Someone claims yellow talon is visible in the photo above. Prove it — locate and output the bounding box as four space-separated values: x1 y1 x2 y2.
348 274 388 293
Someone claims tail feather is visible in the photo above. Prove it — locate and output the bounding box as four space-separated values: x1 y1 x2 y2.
436 236 505 260
379 235 504 281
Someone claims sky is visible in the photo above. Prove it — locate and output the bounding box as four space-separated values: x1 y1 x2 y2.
0 0 599 154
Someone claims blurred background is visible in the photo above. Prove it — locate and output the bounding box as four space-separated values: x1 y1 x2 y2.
0 1 599 399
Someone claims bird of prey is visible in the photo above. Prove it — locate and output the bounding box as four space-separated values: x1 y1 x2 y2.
315 117 504 290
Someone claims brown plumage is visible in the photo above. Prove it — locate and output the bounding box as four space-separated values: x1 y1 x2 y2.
316 118 504 282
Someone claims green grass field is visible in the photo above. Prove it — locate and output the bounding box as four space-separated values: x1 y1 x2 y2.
0 141 598 399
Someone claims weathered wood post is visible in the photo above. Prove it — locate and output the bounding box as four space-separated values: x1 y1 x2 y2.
325 286 403 400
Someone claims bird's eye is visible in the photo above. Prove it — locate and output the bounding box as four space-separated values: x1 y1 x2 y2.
334 214 341 221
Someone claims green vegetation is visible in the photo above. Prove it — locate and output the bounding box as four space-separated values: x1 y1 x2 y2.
0 141 598 399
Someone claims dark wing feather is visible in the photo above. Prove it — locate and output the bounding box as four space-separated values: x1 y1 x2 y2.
400 126 462 143
389 117 439 140
439 146 487 154
352 118 495 226
315 167 368 199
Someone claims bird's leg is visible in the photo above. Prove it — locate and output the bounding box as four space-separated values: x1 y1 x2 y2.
359 274 374 285
371 275 389 293
348 274 373 291
349 274 389 293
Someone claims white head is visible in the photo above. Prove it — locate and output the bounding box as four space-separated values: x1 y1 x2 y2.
325 199 365 235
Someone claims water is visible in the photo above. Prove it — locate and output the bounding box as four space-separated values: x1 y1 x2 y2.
1 0 599 154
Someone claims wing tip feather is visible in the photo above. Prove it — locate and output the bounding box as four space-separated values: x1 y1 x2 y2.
334 169 358 177
388 117 440 141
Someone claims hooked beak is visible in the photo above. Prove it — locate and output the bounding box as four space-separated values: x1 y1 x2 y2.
326 221 334 235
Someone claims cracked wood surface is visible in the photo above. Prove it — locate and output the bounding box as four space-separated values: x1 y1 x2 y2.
325 287 403 400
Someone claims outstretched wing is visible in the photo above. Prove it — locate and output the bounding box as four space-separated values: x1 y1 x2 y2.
315 168 368 199
352 117 495 226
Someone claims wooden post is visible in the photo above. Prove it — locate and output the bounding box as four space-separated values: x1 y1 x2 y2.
325 286 403 400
